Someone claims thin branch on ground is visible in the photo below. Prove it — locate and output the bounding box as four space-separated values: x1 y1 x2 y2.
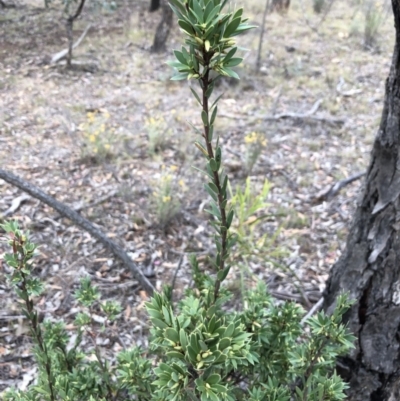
0 168 155 295
313 172 365 204
51 24 92 64
220 99 346 125
301 297 324 325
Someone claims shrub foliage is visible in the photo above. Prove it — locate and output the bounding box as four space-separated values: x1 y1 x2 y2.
1 1 355 401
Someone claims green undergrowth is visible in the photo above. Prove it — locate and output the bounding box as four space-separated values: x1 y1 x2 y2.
1 1 355 401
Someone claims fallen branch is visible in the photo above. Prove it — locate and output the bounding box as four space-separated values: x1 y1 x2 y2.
51 24 91 64
220 99 346 125
336 77 363 97
301 297 324 325
269 98 323 119
2 194 31 217
0 168 155 295
313 171 365 204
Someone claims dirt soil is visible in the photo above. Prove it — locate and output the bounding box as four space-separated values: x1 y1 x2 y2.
0 0 394 392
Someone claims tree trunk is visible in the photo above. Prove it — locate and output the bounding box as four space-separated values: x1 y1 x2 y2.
66 18 74 68
65 0 86 68
271 0 290 12
151 0 173 52
149 0 160 12
323 2 400 400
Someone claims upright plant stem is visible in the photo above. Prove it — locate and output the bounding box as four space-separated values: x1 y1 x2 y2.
14 237 56 401
200 56 228 303
256 0 270 72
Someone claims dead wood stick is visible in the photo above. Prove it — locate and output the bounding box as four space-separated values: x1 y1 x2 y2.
220 99 346 125
272 98 323 119
300 297 324 325
51 24 92 64
0 168 155 295
313 171 365 204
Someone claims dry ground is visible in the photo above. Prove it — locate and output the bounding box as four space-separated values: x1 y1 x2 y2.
0 0 395 392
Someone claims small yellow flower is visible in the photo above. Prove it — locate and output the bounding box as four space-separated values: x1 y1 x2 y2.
163 196 171 203
104 144 110 150
170 165 178 172
178 179 185 187
244 132 257 144
87 112 95 123
89 134 96 142
100 124 106 133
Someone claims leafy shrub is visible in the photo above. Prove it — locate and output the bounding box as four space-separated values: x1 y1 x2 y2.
1 1 355 401
151 165 183 228
244 132 267 175
363 0 385 49
79 110 115 163
145 114 171 155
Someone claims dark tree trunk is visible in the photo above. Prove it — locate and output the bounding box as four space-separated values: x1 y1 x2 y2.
66 18 74 68
149 0 160 12
65 0 86 68
151 0 173 52
323 2 400 400
271 0 290 12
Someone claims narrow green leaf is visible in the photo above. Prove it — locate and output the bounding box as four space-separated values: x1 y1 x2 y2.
231 23 257 36
205 4 221 25
165 328 180 343
192 0 203 23
223 47 237 63
208 181 219 193
211 93 224 109
208 125 214 142
223 17 241 38
218 337 231 351
201 110 209 126
226 209 234 228
174 49 188 65
180 329 188 350
178 19 195 35
209 158 218 172
169 0 186 15
232 7 243 20
206 82 214 98
203 0 214 22
190 87 202 106
151 318 169 329
210 105 218 125
166 351 185 360
224 57 243 67
171 72 190 80
220 67 240 79
205 184 218 201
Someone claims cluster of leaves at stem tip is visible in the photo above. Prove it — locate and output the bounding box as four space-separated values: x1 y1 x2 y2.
1 2 356 401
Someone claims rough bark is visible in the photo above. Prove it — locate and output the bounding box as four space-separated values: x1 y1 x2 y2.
151 0 173 52
323 2 400 400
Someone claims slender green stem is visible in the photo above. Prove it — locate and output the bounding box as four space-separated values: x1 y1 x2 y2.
14 236 56 401
200 54 228 303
